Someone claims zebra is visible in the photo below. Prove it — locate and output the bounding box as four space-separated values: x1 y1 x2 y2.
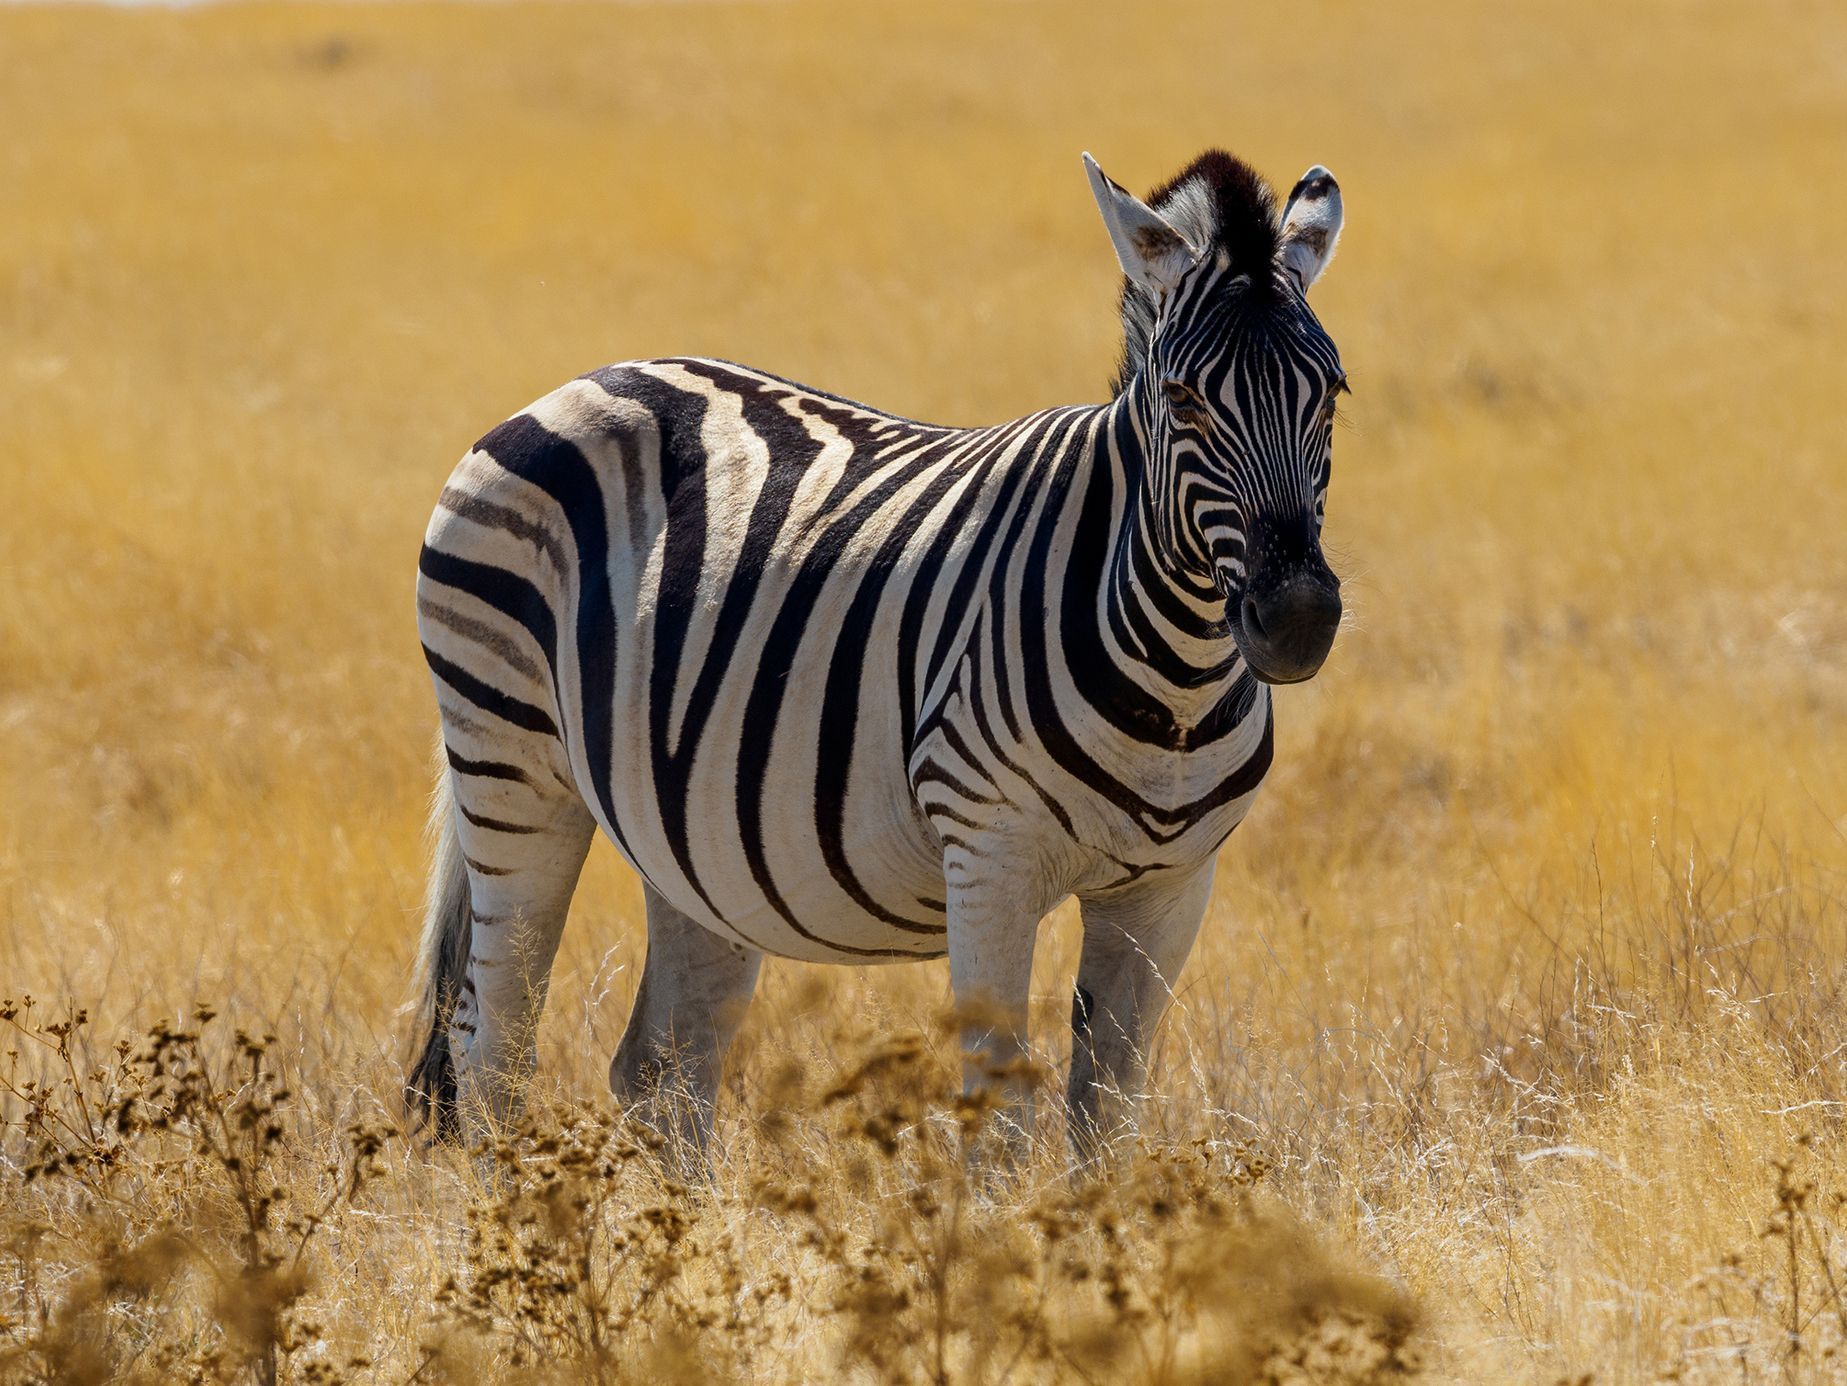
408 147 1349 1158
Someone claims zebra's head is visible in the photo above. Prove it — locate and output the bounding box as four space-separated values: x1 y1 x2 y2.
1086 150 1347 685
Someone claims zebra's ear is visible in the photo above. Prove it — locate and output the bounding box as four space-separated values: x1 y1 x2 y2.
1083 152 1198 299
1279 165 1343 292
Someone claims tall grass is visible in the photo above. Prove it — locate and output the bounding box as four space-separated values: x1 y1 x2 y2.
1 1 1843 1380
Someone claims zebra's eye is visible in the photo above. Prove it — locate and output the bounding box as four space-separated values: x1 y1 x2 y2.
1320 374 1350 423
1162 380 1210 427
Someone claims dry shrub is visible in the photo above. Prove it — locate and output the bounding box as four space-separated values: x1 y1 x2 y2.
766 1017 1420 1385
411 1014 1421 1384
0 1002 387 1385
2 998 1418 1385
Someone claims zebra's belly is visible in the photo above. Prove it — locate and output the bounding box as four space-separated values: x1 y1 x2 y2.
684 866 952 965
595 735 954 964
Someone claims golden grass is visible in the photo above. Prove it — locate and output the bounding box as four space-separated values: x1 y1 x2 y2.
2 0 1845 1380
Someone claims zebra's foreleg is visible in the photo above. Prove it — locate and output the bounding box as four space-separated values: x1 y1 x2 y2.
1066 861 1215 1163
610 888 762 1165
943 846 1058 1164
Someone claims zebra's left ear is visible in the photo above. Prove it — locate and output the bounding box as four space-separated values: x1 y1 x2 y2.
1279 165 1343 293
1083 152 1198 299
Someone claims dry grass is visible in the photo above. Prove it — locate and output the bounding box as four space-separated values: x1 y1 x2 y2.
2 1 1844 1381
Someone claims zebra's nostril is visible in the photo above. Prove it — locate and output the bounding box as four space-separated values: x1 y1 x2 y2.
1240 593 1267 641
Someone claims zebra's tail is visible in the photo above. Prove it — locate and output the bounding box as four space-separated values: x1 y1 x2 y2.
406 745 470 1141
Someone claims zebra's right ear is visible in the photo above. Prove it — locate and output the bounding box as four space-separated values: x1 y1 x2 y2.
1083 152 1197 299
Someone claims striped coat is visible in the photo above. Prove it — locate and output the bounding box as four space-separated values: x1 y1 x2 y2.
409 148 1349 1155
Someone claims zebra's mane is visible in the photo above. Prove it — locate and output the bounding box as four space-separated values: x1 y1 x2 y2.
1111 150 1281 396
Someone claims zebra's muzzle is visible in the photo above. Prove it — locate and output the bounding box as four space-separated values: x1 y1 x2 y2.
1231 574 1342 684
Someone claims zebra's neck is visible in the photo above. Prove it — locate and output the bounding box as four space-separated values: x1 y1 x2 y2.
1081 374 1249 728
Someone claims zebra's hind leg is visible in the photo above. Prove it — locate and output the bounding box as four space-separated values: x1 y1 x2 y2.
446 763 596 1143
610 888 762 1164
1065 861 1216 1164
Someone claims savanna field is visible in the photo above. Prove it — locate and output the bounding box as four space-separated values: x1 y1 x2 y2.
2 2 1845 1381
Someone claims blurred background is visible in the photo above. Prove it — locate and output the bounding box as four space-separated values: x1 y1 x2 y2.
1 1 1844 1378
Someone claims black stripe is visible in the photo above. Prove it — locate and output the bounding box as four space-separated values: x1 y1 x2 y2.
424 644 559 737
420 598 545 684
437 485 571 578
930 720 1001 802
445 744 533 786
472 411 635 861
958 616 1078 838
419 545 559 682
911 757 998 813
1142 699 1276 829
457 802 541 835
919 800 985 833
